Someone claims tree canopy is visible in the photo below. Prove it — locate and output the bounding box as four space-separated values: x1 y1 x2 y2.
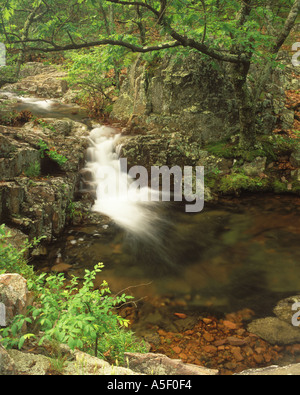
1 0 298 58
1 0 299 147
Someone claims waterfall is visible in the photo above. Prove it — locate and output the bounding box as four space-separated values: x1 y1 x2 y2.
83 126 166 242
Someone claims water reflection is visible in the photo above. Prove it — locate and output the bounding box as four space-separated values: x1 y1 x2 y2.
34 194 300 317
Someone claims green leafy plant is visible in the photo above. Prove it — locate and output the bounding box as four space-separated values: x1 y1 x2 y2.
1 263 146 364
37 139 68 166
218 169 269 195
66 46 132 119
24 161 41 178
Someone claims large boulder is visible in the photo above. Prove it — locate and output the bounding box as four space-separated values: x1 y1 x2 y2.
112 53 239 144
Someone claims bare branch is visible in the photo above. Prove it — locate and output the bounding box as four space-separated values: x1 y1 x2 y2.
9 37 183 53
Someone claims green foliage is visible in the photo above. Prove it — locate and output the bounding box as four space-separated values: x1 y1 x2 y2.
24 160 41 178
0 224 41 278
33 117 57 133
204 134 300 164
218 169 269 195
65 46 133 118
67 200 82 220
0 263 147 364
37 139 68 166
272 179 288 193
205 140 236 159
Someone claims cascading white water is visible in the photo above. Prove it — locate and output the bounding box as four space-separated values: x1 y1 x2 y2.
0 91 86 120
84 125 166 243
19 96 57 110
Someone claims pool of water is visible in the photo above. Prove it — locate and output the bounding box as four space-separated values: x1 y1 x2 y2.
34 193 300 319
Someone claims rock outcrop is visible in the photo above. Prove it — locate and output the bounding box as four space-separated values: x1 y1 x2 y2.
3 62 68 99
0 118 89 241
112 53 240 144
111 52 299 176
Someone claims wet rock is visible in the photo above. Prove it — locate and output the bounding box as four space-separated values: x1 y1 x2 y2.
124 352 219 375
222 320 238 330
174 316 199 332
247 317 300 345
51 262 72 273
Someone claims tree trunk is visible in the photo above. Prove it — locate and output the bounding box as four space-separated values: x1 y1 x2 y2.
231 61 257 149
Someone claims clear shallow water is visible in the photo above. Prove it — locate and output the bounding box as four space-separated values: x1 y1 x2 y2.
34 194 300 318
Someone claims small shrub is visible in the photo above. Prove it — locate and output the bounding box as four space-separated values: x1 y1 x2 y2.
218 170 269 194
0 263 147 364
37 139 68 166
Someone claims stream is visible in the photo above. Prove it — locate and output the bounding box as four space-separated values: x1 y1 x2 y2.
7 92 300 372
34 194 300 317
11 93 300 317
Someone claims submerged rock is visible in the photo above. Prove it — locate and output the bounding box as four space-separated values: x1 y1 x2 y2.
247 316 300 345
